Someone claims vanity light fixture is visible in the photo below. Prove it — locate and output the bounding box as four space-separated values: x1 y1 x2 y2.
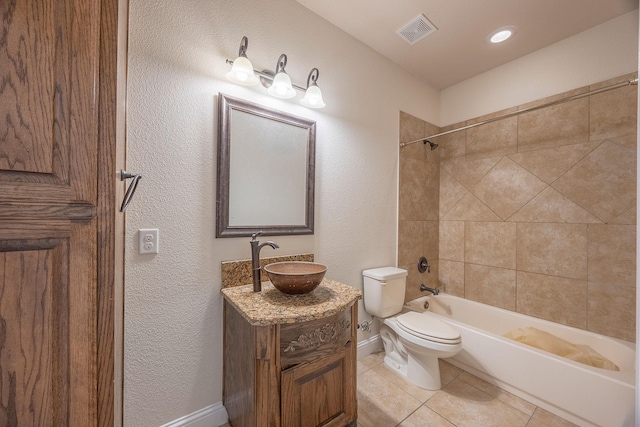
488 26 517 44
268 54 296 99
226 36 259 86
225 36 327 108
300 68 326 109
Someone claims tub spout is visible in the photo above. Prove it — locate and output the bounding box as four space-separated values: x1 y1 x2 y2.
420 284 439 295
250 232 279 292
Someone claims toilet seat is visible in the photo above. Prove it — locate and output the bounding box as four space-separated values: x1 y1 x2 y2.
396 312 461 344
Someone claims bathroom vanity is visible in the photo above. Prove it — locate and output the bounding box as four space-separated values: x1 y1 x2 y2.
222 279 361 427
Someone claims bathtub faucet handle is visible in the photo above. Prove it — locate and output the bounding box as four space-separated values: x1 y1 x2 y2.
420 284 439 295
418 256 431 273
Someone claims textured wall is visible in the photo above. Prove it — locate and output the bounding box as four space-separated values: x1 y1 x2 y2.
125 0 439 425
400 74 637 343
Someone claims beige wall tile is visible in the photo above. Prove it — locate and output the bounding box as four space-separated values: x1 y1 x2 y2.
439 221 464 261
436 130 465 165
423 220 439 261
399 74 636 344
466 116 517 160
517 97 589 152
443 156 501 191
508 142 600 184
402 264 423 303
472 157 547 220
425 153 441 220
399 156 429 221
588 224 636 287
517 223 588 280
590 84 638 142
516 271 587 328
608 133 637 151
588 282 636 342
439 260 465 296
398 220 424 267
465 264 516 310
508 187 601 224
465 222 516 269
402 258 440 302
400 111 428 160
444 193 502 221
610 205 636 225
552 141 636 223
439 169 469 218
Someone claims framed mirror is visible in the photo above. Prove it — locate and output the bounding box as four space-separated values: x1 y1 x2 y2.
216 94 316 237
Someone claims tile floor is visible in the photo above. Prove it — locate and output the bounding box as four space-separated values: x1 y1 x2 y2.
356 351 577 427
220 351 579 427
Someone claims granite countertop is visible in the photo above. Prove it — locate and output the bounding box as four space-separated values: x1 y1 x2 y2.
221 278 362 326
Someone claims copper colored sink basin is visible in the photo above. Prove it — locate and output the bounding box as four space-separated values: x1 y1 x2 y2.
264 261 328 295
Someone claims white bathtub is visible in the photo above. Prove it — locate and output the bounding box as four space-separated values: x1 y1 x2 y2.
403 293 636 427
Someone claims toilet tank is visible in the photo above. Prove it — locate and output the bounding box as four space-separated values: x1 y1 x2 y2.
362 267 408 318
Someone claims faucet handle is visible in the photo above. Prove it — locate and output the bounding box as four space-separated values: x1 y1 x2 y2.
251 231 263 241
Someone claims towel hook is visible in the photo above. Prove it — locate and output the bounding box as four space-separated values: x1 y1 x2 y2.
119 169 142 212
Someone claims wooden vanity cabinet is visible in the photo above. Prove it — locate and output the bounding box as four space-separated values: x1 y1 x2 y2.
223 301 358 427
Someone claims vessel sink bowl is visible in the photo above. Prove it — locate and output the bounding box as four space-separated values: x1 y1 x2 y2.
264 261 328 295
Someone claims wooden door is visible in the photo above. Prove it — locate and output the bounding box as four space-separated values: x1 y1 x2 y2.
0 0 123 425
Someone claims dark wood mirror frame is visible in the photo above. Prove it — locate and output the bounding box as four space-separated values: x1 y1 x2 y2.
216 94 316 238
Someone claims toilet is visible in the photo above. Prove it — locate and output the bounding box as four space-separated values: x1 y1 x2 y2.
362 267 461 390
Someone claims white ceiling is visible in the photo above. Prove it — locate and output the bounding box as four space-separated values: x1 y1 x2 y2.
295 0 639 90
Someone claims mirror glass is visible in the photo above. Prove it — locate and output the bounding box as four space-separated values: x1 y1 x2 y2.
216 94 316 237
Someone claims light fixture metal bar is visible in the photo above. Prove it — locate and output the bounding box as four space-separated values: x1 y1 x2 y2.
400 78 639 148
225 59 306 92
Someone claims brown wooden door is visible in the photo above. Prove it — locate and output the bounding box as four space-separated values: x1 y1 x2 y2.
0 0 123 425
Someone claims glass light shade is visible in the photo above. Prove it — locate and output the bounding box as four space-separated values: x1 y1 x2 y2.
226 56 259 86
300 85 325 108
268 72 296 99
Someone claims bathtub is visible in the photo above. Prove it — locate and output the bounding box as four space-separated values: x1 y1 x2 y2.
403 293 636 427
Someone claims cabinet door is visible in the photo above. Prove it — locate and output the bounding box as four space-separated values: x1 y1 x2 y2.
281 345 356 427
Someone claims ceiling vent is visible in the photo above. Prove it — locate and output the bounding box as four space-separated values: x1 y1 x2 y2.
396 14 438 45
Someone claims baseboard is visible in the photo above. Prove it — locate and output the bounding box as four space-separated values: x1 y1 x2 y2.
160 401 228 427
357 334 382 359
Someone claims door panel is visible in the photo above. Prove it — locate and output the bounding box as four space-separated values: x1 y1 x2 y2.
0 0 100 204
0 0 121 425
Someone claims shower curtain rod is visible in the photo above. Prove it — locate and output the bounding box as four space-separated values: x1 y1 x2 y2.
400 78 638 148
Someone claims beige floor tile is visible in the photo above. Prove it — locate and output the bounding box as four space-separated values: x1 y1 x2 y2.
526 407 579 427
370 362 437 403
457 371 536 416
439 359 463 387
398 405 455 426
358 351 385 370
426 377 530 427
357 367 422 427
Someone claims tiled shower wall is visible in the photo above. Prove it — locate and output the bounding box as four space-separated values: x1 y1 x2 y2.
398 73 637 342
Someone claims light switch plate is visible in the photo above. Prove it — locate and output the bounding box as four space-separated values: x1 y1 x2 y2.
138 229 159 254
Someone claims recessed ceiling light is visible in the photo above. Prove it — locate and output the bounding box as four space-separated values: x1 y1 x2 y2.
488 26 517 44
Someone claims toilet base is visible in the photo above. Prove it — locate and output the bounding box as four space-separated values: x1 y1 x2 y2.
407 353 441 390
383 350 442 390
380 324 445 390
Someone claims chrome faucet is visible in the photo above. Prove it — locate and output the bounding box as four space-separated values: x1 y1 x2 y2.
250 232 279 292
420 284 440 295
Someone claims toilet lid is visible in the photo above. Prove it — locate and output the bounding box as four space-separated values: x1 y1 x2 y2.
396 311 461 344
